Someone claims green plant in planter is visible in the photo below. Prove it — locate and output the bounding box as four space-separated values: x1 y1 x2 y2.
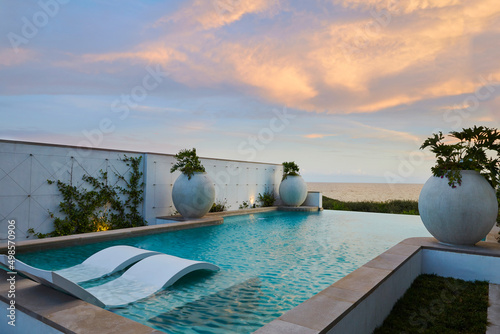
420 126 500 189
170 148 206 179
282 161 300 180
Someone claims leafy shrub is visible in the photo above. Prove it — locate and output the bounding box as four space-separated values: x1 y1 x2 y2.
30 156 147 238
258 190 276 207
239 201 250 209
322 196 419 215
420 126 500 188
282 161 300 180
210 199 229 212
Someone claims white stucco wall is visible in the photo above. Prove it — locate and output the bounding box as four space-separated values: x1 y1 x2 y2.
143 153 282 223
0 140 282 239
422 249 500 284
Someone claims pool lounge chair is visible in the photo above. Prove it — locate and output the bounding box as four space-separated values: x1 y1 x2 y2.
86 254 220 307
55 245 160 283
0 250 219 308
0 245 159 284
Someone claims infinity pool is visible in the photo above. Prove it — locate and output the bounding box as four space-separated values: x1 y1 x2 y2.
18 210 431 333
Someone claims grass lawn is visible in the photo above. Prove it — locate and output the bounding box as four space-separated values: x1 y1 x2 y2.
322 196 419 215
374 274 489 334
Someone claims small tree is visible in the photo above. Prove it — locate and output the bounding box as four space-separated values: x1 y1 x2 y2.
420 126 500 189
282 161 300 180
170 148 206 180
258 189 276 207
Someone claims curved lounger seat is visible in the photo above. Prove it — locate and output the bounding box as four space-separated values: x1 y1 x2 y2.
86 254 220 307
55 245 160 283
0 252 219 308
0 254 107 308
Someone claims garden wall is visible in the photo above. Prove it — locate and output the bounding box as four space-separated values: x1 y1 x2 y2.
0 140 282 240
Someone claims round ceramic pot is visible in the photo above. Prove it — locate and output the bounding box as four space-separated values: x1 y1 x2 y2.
418 170 498 245
172 172 215 219
279 175 308 207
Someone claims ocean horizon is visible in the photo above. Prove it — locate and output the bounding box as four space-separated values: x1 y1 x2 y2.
306 182 423 202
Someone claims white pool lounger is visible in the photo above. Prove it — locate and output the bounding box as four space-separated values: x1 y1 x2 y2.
0 250 219 308
86 254 220 307
55 245 160 283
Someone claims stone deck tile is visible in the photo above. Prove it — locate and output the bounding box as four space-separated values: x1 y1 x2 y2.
317 286 366 304
279 294 353 332
333 266 392 293
384 242 421 257
363 252 410 271
253 319 319 334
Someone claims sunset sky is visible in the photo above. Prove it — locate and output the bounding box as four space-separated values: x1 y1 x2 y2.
1 0 499 183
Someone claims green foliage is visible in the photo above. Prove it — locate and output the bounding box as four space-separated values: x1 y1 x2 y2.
374 274 489 333
420 126 500 189
170 148 206 180
258 190 276 207
239 200 256 209
282 161 300 180
210 199 229 212
322 196 419 215
31 156 146 238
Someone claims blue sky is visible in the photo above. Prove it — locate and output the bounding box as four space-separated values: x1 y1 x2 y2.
1 0 499 183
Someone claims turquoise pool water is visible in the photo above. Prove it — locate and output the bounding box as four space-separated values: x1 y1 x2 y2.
18 210 431 333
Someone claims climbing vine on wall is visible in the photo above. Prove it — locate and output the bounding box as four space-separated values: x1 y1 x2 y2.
29 155 147 238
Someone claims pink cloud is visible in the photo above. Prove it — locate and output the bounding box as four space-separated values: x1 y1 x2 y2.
155 0 280 30
303 134 337 139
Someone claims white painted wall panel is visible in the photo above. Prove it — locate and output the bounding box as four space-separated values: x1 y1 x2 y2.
422 249 500 284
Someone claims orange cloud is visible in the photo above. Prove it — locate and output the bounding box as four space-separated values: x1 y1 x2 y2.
223 44 318 104
303 134 337 139
155 0 280 30
81 48 186 65
334 0 461 13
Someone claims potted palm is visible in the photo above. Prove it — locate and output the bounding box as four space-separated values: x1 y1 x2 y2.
419 126 499 245
170 148 215 219
279 161 307 206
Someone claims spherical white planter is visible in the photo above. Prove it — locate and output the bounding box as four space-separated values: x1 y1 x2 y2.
172 172 215 219
279 175 307 207
418 170 498 246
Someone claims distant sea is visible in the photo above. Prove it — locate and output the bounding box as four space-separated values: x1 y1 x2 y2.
307 182 423 202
